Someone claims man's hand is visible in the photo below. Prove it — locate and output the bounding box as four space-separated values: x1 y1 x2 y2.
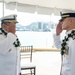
56 21 62 35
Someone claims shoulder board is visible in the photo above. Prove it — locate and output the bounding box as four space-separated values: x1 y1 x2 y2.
0 33 2 34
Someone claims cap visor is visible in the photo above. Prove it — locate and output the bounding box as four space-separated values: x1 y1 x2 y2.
59 19 63 22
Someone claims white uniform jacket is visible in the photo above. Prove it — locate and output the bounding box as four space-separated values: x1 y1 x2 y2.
53 29 75 75
0 33 21 75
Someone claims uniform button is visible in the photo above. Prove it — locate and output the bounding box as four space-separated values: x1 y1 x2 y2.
9 49 11 52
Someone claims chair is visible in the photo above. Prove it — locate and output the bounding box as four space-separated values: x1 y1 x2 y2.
20 45 36 75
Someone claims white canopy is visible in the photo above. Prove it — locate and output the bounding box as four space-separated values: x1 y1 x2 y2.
0 0 75 15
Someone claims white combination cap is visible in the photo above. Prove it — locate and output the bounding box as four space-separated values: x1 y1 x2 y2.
0 14 18 24
59 9 75 22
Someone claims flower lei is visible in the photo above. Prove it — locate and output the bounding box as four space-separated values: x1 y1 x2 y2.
0 28 21 47
61 30 75 55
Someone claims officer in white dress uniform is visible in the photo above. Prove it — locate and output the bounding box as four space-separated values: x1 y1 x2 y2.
0 15 21 75
53 10 75 75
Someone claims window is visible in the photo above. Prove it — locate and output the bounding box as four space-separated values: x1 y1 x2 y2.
0 2 61 48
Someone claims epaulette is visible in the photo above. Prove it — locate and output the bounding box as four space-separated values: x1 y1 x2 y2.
0 33 2 34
